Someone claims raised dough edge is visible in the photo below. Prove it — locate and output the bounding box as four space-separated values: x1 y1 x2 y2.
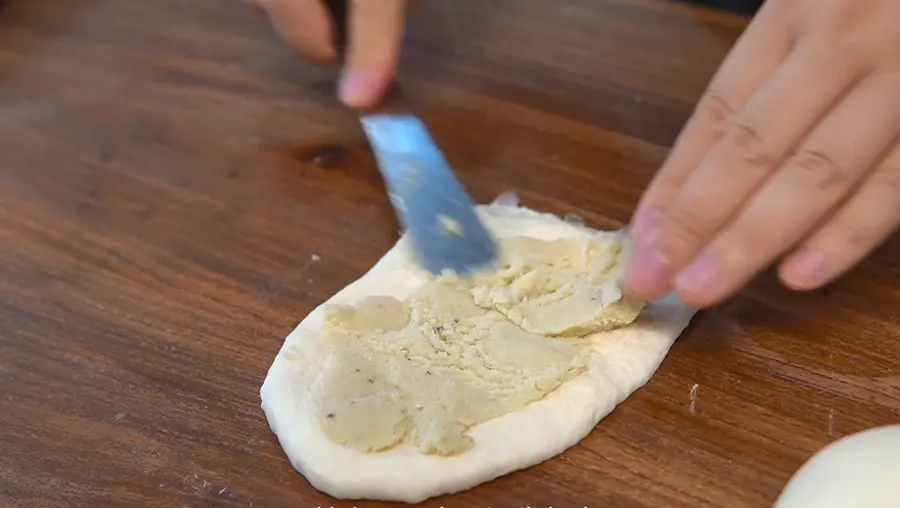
259 203 697 503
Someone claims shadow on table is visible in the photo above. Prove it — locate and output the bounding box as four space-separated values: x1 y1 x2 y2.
0 0 89 79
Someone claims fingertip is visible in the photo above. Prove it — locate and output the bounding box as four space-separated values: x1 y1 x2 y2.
338 66 392 110
778 249 828 291
621 246 674 302
306 46 340 66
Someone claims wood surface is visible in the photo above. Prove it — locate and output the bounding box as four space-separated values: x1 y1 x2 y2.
1 1 898 507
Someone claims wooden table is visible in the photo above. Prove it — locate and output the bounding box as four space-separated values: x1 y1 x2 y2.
2 1 898 507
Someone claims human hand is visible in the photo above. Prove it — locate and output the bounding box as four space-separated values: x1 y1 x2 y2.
623 0 900 308
252 0 412 109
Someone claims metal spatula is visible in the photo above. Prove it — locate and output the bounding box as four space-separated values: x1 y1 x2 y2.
325 0 498 275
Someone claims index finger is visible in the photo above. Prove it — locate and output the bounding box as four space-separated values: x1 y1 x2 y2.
623 2 793 300
339 0 409 109
629 1 793 246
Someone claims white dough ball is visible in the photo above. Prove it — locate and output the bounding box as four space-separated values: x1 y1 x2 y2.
774 425 900 508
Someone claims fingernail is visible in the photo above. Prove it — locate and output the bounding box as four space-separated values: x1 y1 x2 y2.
675 251 723 300
630 208 661 248
783 249 827 289
623 246 673 299
338 67 382 109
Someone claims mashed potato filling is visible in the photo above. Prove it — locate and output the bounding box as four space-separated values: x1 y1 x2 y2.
315 232 644 456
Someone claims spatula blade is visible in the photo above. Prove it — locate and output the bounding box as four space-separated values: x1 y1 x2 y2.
361 113 498 275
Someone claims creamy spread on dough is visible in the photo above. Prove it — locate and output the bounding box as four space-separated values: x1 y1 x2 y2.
314 231 644 456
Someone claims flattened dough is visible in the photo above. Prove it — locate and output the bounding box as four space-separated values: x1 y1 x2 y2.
260 197 697 503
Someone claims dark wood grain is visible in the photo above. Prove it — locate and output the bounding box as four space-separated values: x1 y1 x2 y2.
1 1 898 507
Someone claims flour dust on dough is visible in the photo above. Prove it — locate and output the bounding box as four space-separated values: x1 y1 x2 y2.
260 196 697 503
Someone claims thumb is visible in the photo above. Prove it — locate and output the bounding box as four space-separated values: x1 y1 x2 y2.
257 0 337 64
